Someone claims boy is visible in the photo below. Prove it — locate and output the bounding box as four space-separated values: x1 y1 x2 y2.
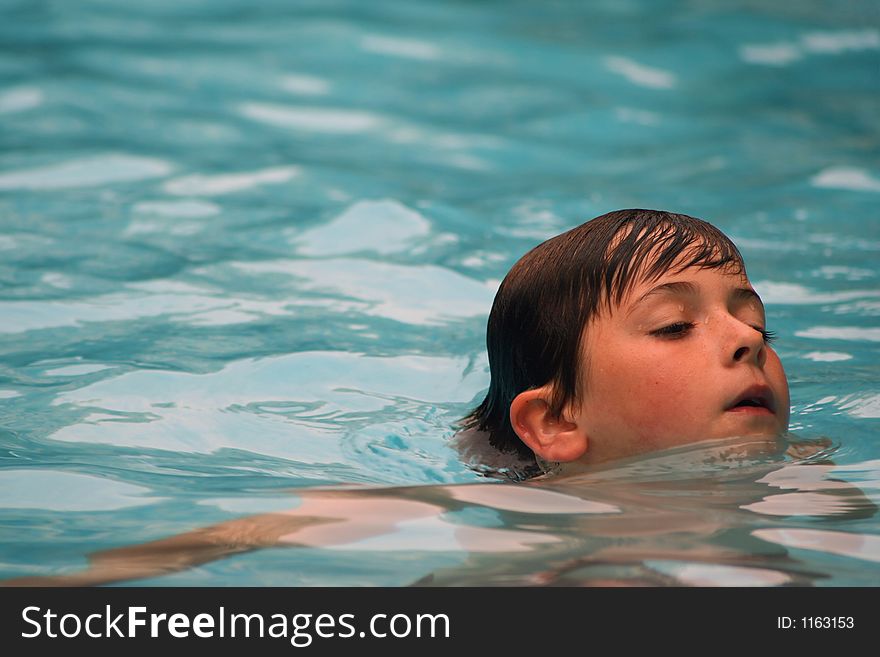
456 208 789 478
9 208 824 587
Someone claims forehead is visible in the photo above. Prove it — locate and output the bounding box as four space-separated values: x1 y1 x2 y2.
608 247 747 307
600 223 745 309
628 259 751 297
625 266 759 310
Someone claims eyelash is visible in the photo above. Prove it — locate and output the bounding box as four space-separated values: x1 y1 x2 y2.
651 322 777 344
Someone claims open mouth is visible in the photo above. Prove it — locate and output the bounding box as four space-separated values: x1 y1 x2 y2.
734 397 768 409
727 386 775 415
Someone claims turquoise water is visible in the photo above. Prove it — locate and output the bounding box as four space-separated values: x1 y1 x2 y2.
0 0 878 585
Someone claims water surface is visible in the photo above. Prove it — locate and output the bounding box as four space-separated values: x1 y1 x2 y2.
0 0 878 585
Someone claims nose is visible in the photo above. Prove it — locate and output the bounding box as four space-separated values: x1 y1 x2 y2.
728 319 766 367
729 319 767 367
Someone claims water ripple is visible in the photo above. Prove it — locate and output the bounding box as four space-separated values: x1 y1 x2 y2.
238 102 383 133
753 528 880 564
811 166 880 193
795 326 880 342
753 281 880 304
162 166 300 196
279 73 332 96
231 258 493 325
360 34 443 61
0 154 173 190
740 28 880 66
603 56 676 89
48 351 486 462
0 470 162 511
291 199 431 257
0 86 43 114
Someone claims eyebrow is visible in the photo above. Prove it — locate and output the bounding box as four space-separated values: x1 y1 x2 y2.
628 281 764 315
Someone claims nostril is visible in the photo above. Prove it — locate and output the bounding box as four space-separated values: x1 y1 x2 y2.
733 346 749 361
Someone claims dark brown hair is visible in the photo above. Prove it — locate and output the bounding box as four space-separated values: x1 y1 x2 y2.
459 209 745 462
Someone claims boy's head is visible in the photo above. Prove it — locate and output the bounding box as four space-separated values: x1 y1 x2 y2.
462 209 789 469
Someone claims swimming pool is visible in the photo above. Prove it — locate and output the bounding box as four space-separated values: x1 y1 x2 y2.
0 0 878 585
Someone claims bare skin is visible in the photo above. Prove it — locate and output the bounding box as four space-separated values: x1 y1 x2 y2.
3 490 449 586
510 264 791 466
5 438 872 588
0 258 862 587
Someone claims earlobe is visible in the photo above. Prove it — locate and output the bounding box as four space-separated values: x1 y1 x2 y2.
509 388 588 463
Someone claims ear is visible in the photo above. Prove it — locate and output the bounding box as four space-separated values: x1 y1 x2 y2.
509 388 588 463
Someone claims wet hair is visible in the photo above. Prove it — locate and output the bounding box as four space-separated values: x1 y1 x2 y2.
459 208 745 462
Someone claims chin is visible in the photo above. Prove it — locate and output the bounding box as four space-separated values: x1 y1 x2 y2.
722 413 785 435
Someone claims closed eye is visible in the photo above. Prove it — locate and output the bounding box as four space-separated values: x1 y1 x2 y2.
651 322 695 339
756 327 777 345
651 322 777 344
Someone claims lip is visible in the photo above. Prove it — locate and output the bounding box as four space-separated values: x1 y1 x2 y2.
726 384 776 415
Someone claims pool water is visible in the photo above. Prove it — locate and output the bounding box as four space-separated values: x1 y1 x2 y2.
0 0 878 586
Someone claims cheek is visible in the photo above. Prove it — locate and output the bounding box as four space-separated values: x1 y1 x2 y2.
766 350 791 421
635 373 708 434
591 347 707 429
767 351 788 390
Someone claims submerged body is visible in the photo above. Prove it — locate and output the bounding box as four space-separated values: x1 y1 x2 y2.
5 436 876 587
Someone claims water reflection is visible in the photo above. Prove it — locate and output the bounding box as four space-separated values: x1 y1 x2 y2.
5 437 876 587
